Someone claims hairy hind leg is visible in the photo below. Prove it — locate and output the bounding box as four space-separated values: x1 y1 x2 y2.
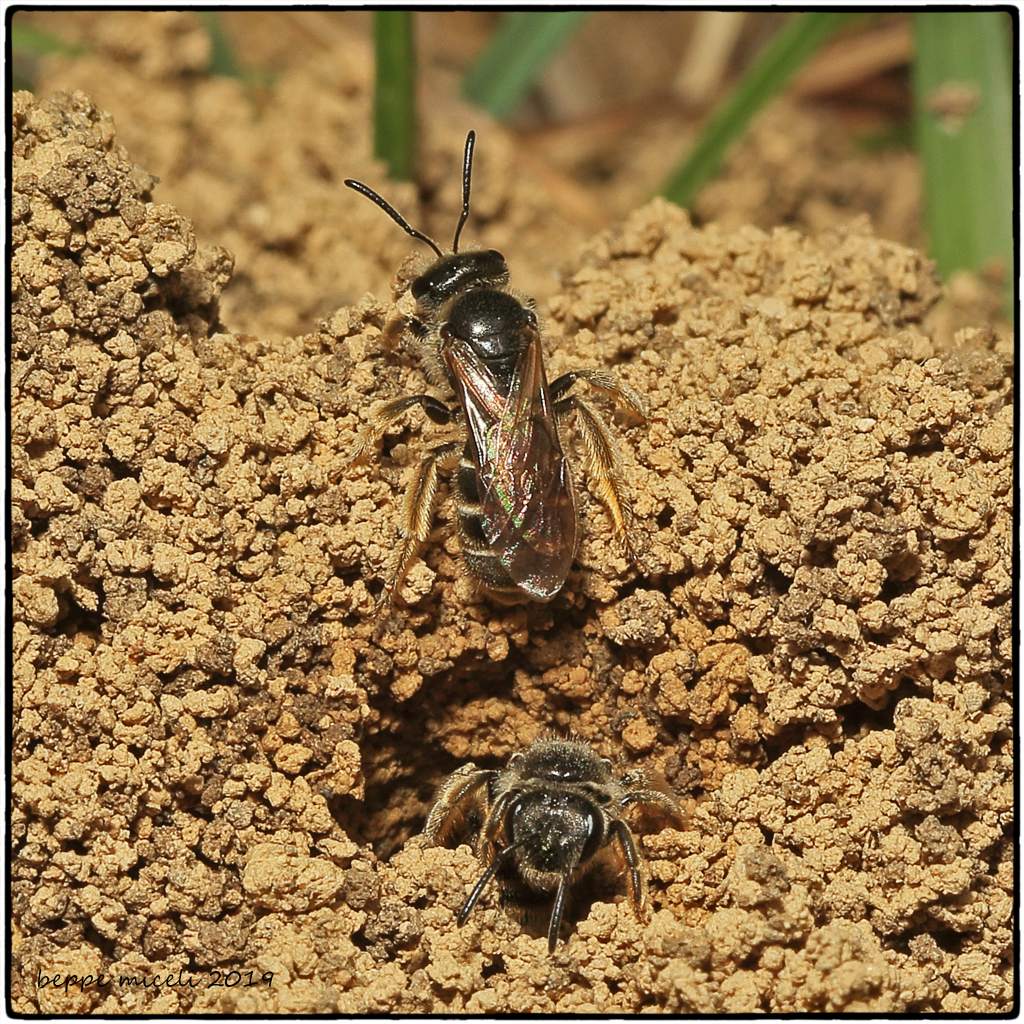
550 368 648 420
348 393 455 464
381 440 460 605
423 764 497 846
556 394 645 569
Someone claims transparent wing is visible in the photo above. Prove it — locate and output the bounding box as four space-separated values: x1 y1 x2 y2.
445 333 577 599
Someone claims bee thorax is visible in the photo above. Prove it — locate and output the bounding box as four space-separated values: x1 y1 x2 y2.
446 289 531 361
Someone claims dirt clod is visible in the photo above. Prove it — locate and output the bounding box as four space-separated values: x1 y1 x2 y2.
11 70 1012 1015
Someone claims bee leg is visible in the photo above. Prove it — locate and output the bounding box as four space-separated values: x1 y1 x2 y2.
610 819 648 921
621 788 687 827
382 314 429 346
465 789 519 895
478 789 515 851
348 394 455 464
384 315 449 389
423 765 497 846
556 394 643 567
380 440 461 606
550 369 648 420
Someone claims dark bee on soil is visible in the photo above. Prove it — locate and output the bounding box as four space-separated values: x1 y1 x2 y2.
345 131 648 605
423 736 683 953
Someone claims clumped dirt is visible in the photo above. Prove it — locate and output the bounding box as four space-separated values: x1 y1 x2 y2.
10 28 1014 1019
26 9 1009 347
24 10 591 339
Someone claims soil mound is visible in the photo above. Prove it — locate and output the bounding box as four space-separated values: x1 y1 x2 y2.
11 89 1012 1014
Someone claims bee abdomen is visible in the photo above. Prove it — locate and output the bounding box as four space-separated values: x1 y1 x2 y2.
456 451 520 598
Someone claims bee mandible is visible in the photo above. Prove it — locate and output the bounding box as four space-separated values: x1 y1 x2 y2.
345 132 647 605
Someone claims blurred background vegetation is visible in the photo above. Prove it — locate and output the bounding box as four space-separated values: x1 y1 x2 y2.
11 9 1015 315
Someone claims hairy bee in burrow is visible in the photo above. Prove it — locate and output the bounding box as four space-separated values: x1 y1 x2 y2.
424 736 684 953
345 131 647 605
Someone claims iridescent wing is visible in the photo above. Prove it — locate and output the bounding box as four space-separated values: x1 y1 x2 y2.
445 332 577 599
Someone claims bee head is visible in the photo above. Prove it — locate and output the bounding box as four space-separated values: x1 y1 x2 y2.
412 249 509 309
510 791 603 874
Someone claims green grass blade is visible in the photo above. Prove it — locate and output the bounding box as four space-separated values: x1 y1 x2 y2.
11 22 83 56
197 11 244 79
463 11 590 118
661 12 857 207
913 12 1012 309
374 10 417 180
11 20 85 90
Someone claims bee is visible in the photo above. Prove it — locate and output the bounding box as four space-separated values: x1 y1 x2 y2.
345 131 647 605
424 736 684 953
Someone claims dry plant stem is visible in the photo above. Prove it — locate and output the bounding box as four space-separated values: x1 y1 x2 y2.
793 18 913 97
674 11 747 104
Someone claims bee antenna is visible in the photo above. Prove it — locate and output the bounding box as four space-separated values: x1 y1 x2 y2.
344 178 444 258
451 130 476 254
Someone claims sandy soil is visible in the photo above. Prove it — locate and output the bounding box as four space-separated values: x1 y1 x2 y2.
11 13 1015 1015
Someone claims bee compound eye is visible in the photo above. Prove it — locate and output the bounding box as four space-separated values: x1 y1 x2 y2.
506 795 528 838
581 808 603 862
481 249 508 278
